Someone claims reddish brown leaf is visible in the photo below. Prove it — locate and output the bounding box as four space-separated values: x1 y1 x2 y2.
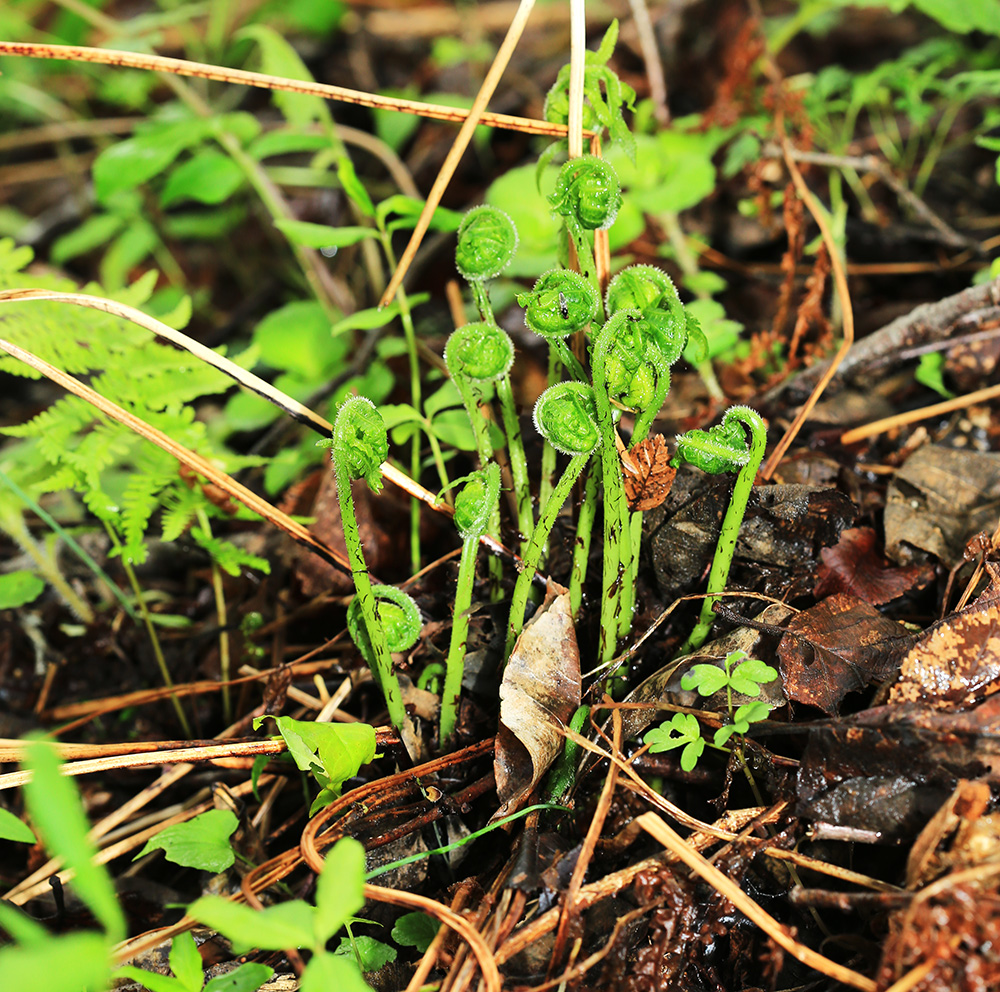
890 594 1000 707
620 435 676 512
778 593 914 714
815 527 935 605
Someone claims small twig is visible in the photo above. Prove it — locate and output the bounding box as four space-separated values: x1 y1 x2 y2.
840 382 1000 444
378 0 538 307
626 0 669 124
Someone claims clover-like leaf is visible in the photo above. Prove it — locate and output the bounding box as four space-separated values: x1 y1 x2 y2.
679 663 730 697
643 713 705 772
728 657 779 697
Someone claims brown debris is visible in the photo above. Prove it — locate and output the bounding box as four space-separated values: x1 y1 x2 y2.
621 435 677 512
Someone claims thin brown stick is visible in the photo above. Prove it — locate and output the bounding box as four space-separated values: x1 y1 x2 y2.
840 382 1000 444
0 41 579 139
626 0 670 124
378 0 537 307
637 812 878 991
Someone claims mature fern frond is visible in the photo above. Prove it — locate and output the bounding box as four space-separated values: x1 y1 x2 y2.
0 238 268 574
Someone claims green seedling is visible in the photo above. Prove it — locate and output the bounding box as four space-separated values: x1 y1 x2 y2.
644 649 777 772
506 383 600 656
189 837 374 992
441 463 501 748
672 406 768 654
135 808 239 873
254 715 377 815
548 155 622 290
319 397 407 732
603 266 706 644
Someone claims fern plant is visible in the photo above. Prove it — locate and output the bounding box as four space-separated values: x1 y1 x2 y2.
0 239 268 579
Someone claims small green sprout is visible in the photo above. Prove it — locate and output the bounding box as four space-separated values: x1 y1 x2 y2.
320 397 407 732
441 463 501 748
673 406 768 655
506 383 600 656
644 650 777 772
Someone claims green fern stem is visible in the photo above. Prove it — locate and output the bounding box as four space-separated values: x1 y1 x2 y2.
441 531 478 748
495 376 532 551
505 451 591 658
196 509 232 724
679 407 768 655
331 449 407 732
569 459 599 617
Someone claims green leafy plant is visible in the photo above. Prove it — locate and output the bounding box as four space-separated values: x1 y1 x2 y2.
643 650 777 771
135 809 240 873
672 406 768 654
188 837 374 992
254 715 377 815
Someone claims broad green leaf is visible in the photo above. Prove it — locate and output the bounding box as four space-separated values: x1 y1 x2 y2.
338 157 375 217
423 380 464 419
169 931 204 992
377 403 423 431
679 663 729 696
0 570 45 610
187 896 316 954
50 213 125 264
315 838 366 943
274 219 377 249
334 935 396 972
238 25 331 127
93 118 208 202
161 150 244 207
249 128 332 160
330 294 429 337
485 165 560 277
203 962 274 992
134 809 239 873
251 300 348 379
0 933 111 992
299 950 372 992
23 739 125 941
391 912 440 951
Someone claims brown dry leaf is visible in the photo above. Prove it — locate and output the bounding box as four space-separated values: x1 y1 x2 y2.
890 592 1000 707
815 527 935 605
620 434 676 512
493 590 581 821
778 593 914 714
884 445 1000 567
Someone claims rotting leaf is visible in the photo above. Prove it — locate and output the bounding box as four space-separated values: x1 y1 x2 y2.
815 527 935 605
884 445 1000 567
890 587 1000 707
778 593 914 714
493 591 581 821
620 435 676 512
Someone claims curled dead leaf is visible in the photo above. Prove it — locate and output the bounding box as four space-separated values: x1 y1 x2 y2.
619 434 676 512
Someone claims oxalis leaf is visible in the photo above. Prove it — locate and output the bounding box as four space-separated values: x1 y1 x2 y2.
644 713 705 773
135 809 239 873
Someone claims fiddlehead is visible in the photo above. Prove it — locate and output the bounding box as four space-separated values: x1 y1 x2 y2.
442 463 501 746
324 398 406 731
518 268 596 382
444 322 515 385
674 405 768 655
347 584 422 665
455 205 518 283
506 384 599 656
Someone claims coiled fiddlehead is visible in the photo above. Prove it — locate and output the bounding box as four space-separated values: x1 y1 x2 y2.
441 463 501 747
455 205 518 324
445 322 532 557
549 155 622 288
673 405 768 655
506 383 599 657
518 268 596 382
322 397 407 731
346 584 422 670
